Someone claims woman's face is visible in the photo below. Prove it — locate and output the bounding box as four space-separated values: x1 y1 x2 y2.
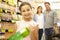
21 5 33 19
37 7 42 13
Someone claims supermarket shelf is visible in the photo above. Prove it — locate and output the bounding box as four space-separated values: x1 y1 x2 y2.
0 2 16 12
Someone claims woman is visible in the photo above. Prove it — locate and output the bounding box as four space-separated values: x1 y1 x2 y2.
34 6 44 40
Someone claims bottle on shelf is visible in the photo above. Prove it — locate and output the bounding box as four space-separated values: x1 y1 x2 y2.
0 8 3 13
0 17 1 22
0 0 2 2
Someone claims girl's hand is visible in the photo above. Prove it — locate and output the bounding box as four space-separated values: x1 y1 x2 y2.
28 24 39 40
28 24 38 31
29 25 35 31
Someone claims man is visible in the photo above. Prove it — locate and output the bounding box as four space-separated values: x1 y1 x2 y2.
44 2 57 40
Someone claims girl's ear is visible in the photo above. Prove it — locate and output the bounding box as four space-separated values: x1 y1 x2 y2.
20 11 22 15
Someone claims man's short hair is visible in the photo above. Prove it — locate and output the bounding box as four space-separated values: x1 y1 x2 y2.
44 2 50 5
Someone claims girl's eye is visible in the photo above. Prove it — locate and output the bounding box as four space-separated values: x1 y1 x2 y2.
27 9 30 11
22 10 25 12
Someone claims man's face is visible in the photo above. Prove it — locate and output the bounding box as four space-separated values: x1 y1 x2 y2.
45 4 50 10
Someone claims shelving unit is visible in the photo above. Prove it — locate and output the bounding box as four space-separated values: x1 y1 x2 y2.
0 0 17 40
0 2 16 12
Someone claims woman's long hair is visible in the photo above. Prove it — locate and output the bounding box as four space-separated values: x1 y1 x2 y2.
37 6 42 14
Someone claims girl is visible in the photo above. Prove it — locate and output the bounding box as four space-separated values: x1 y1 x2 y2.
16 2 38 40
34 6 44 40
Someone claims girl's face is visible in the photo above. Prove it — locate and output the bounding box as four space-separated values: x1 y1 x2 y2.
37 7 42 13
21 5 33 19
